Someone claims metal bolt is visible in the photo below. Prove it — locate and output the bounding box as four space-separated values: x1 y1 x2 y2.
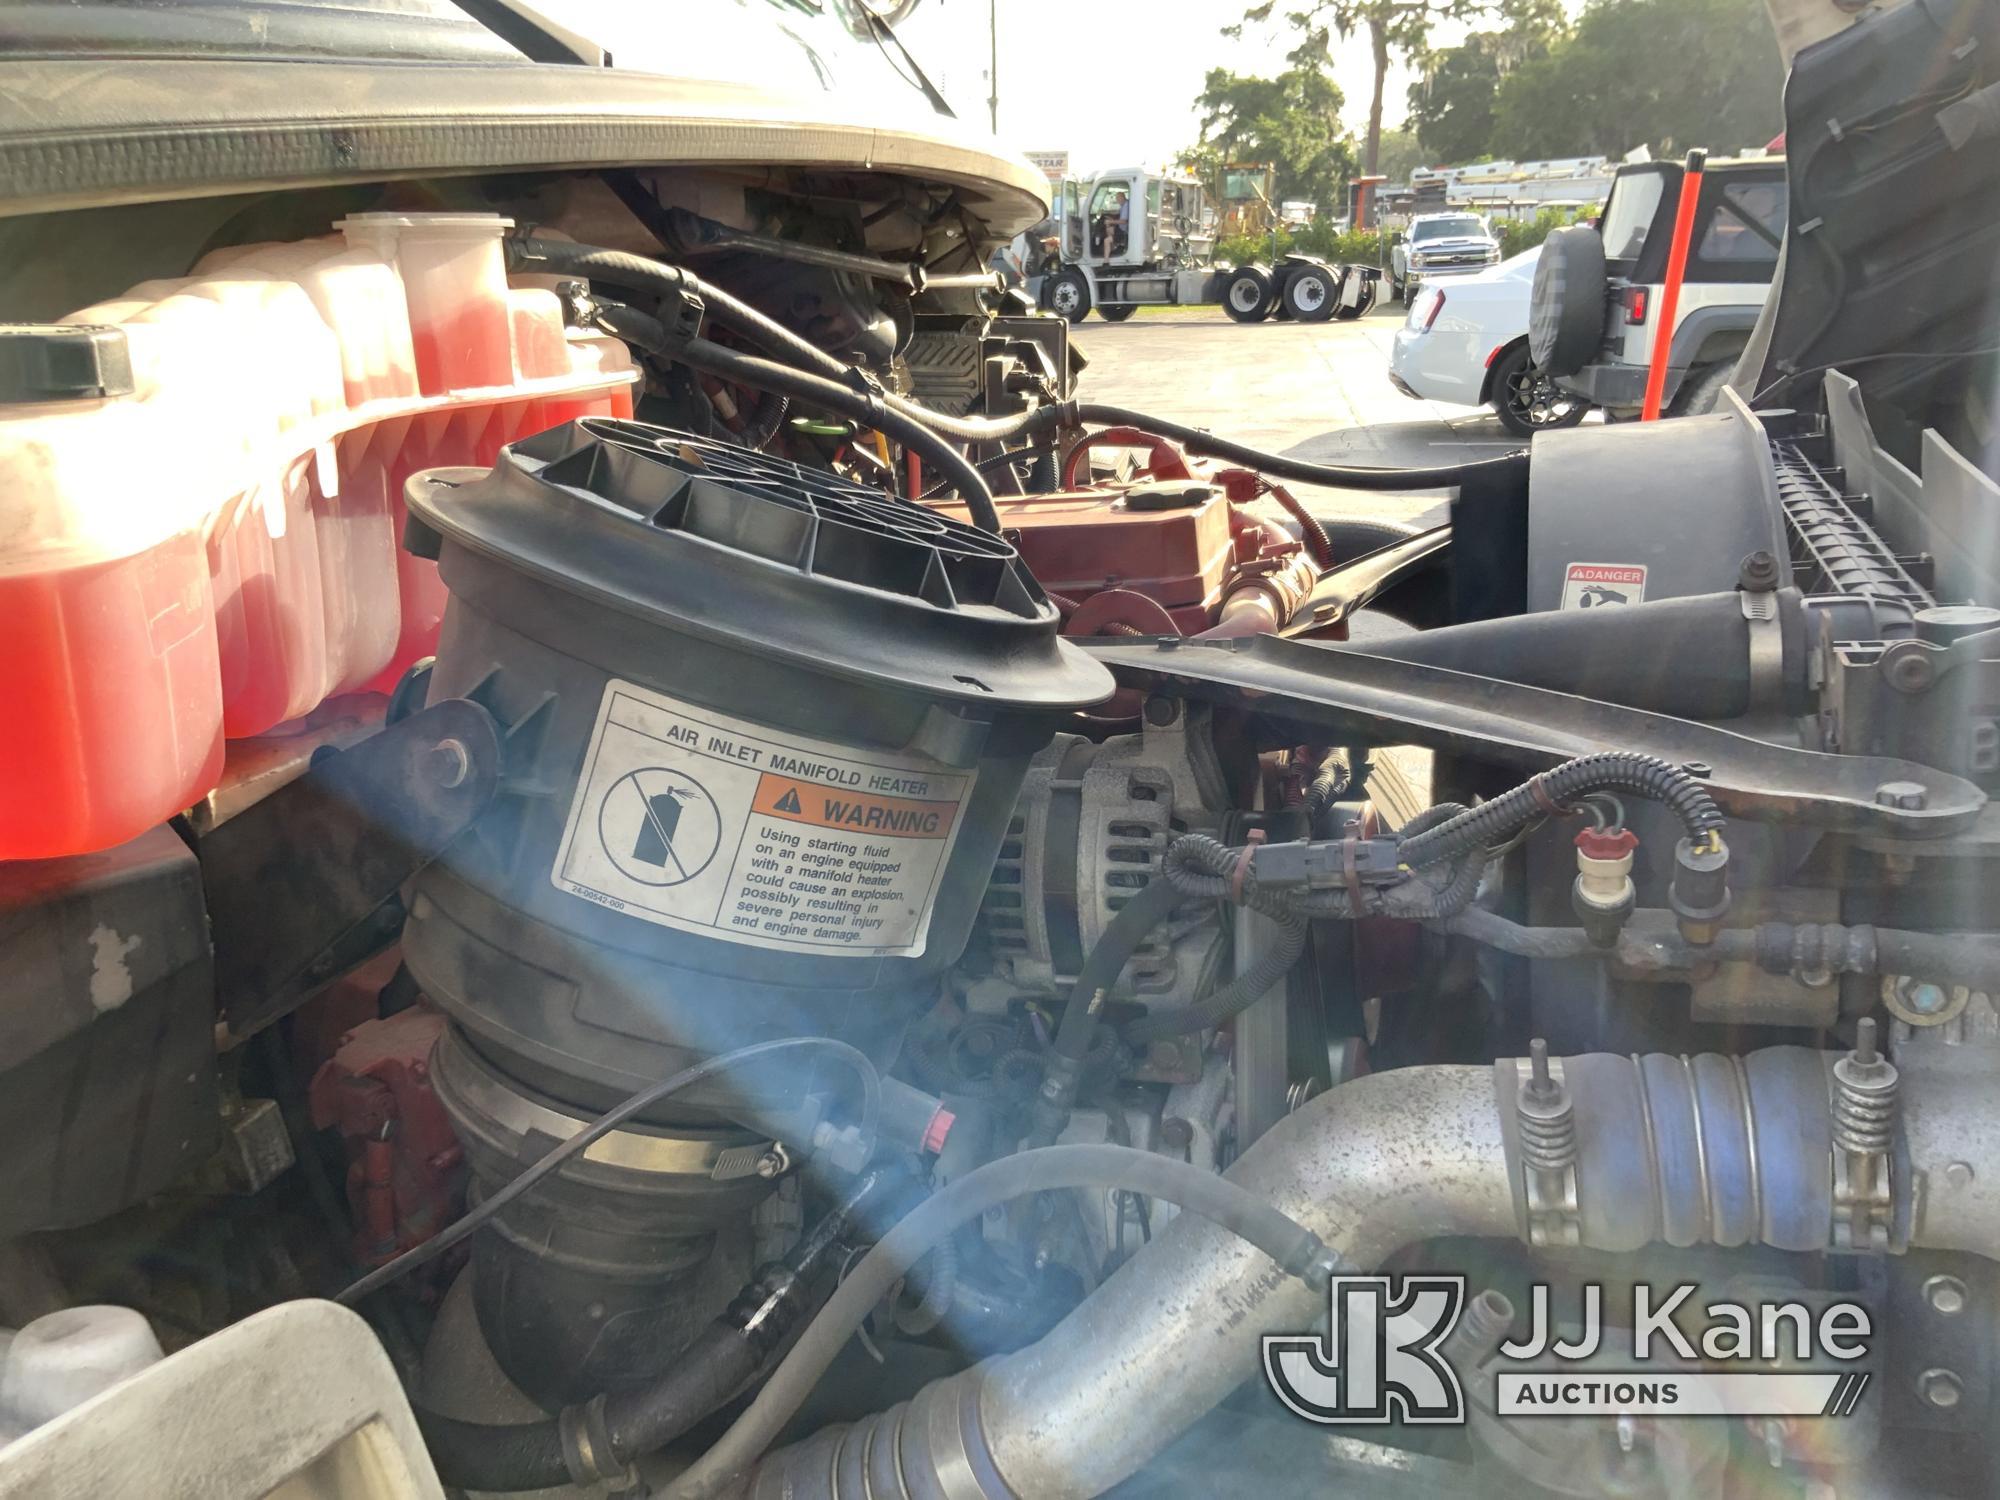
1945 1160 1976 1190
1854 1016 1879 1065
429 737 471 789
1160 1117 1194 1151
1918 1368 1963 1410
754 1145 792 1179
1516 1039 1577 1176
1906 981 1949 1015
1924 1274 1968 1317
1738 550 1781 592
1884 648 1936 693
1527 1037 1554 1093
1874 780 1928 811
1143 695 1178 727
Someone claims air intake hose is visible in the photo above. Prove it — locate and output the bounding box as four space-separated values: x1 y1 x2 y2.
710 1039 2000 1499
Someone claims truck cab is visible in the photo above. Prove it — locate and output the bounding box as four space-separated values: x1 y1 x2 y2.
1035 166 1215 320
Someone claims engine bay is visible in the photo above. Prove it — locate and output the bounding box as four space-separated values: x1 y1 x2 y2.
1 5 1999 1498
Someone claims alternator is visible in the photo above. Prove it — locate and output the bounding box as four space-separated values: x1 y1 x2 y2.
962 699 1230 1017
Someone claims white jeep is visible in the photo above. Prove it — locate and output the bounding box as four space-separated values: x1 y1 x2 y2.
1531 156 1787 417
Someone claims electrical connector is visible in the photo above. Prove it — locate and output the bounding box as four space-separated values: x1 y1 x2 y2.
1251 837 1405 890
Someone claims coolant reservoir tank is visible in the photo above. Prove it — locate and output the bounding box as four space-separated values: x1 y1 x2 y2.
398 419 1111 1107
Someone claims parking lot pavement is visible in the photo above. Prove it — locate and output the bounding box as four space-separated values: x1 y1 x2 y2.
1071 302 1519 531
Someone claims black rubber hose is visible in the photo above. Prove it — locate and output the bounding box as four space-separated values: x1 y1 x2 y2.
1396 753 1724 871
335 1036 881 1306
661 1144 1340 1500
1070 402 1529 491
1121 909 1308 1044
510 238 1058 446
592 302 1004 534
1057 878 1182 1048
508 238 850 383
416 1408 572 1494
416 1166 905 1492
522 237 1535 487
1301 752 1350 830
1346 590 1809 719
1026 877 1182 1146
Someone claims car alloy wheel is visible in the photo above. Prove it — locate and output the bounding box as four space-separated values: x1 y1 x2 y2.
1497 348 1589 436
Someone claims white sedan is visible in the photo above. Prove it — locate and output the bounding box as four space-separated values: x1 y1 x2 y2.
1387 248 1591 437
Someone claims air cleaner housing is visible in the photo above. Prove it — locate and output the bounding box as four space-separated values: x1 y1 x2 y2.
399 418 1111 1105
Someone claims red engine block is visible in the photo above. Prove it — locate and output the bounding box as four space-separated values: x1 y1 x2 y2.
940 430 1325 640
308 1006 465 1270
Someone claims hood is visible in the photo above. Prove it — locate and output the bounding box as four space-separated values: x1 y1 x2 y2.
1748 0 2000 467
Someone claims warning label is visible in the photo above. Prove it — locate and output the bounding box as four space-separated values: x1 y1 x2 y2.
1561 561 1648 610
550 680 975 957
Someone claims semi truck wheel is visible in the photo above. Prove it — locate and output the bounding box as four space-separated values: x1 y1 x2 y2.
1282 264 1337 322
1098 304 1137 321
1221 267 1272 323
1047 269 1091 323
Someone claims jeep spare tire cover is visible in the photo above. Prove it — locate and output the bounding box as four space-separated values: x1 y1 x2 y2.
1530 224 1608 377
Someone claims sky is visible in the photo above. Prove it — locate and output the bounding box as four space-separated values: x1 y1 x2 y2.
893 0 1471 174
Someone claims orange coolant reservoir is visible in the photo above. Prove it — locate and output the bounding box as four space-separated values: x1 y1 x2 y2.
3 213 638 857
0 325 223 860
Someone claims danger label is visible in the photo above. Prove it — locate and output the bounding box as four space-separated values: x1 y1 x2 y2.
550 680 974 957
1561 561 1648 610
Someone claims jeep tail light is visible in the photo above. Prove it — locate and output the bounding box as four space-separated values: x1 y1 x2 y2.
1622 286 1649 325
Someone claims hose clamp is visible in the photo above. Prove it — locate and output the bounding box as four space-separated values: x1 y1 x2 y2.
559 1394 633 1490
841 365 891 431
1739 587 1785 714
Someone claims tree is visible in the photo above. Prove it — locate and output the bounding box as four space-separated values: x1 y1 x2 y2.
1489 0 1783 158
1231 0 1493 180
1406 35 1504 163
1372 127 1429 183
1406 2 1564 164
1192 53 1356 216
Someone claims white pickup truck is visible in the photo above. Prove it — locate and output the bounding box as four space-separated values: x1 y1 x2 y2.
1390 211 1502 302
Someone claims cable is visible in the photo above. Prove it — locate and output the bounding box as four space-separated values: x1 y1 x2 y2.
414 1166 905 1492
1395 753 1723 871
918 444 1044 501
1070 402 1528 491
591 302 1005 534
1026 876 1181 1146
660 1144 1341 1500
509 238 850 382
531 235 1534 483
334 1036 880 1307
1747 341 2000 408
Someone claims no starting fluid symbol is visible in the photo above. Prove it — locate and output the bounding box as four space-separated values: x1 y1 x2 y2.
598 768 722 887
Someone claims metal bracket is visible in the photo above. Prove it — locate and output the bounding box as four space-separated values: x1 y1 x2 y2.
1084 634 1986 837
203 699 502 1039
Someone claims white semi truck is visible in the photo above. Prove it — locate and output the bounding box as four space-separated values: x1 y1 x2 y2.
1018 165 1378 323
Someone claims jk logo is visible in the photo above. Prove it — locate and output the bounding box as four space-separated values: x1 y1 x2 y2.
1263 1275 1466 1424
